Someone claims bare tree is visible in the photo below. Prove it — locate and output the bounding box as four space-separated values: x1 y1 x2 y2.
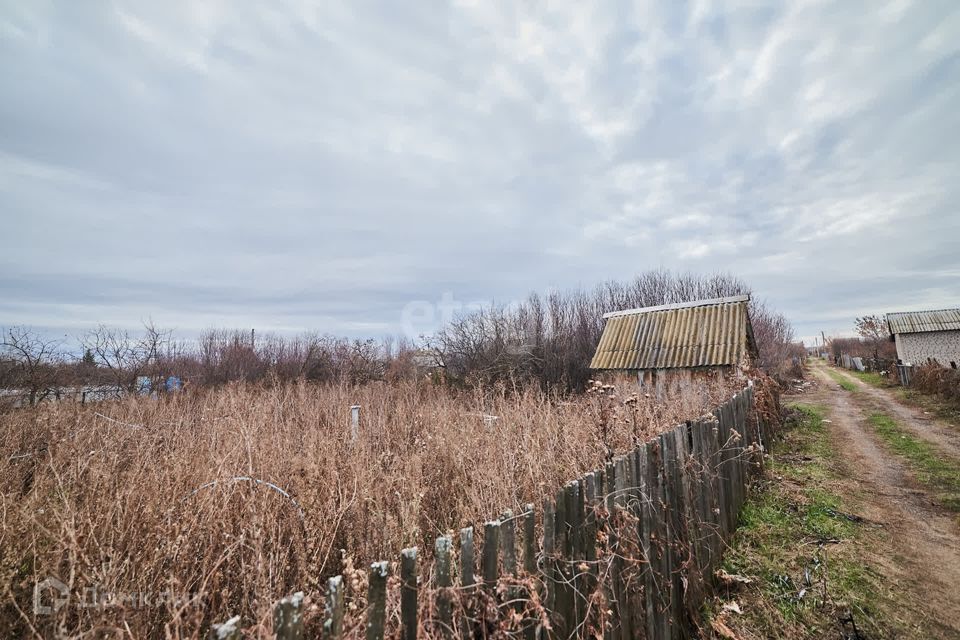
1 326 65 406
855 315 887 342
854 314 896 368
83 322 170 394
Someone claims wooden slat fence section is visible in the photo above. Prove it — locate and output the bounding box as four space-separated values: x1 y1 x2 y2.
215 382 778 639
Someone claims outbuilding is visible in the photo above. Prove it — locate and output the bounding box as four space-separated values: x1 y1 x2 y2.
886 308 960 369
590 295 758 387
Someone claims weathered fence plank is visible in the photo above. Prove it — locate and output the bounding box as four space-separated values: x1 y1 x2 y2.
542 496 557 621
211 616 242 640
400 547 418 640
460 526 475 587
273 592 304 640
615 456 634 640
662 432 682 640
434 535 454 639
553 484 573 638
676 425 703 634
483 520 501 589
366 563 389 640
583 472 598 566
523 504 536 574
501 509 517 576
324 576 344 640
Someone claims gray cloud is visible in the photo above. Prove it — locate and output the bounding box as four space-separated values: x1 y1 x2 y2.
1 0 959 346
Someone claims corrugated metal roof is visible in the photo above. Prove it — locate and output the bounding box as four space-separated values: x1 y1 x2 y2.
590 296 754 370
886 308 960 335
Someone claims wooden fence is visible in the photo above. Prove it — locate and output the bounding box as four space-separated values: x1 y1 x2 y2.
214 383 774 639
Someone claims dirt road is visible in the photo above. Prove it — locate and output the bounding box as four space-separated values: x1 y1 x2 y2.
826 364 960 460
806 360 960 637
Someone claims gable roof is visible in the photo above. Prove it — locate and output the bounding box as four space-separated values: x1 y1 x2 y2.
590 295 756 370
887 308 960 335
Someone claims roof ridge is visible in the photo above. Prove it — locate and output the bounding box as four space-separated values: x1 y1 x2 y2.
887 307 960 316
602 294 750 319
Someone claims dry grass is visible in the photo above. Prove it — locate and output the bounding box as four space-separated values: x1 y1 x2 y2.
1 373 743 637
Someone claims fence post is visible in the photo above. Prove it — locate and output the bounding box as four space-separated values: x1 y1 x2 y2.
603 459 621 640
605 461 616 512
645 439 670 640
273 592 304 640
500 508 522 631
523 504 536 574
677 425 704 623
553 485 572 639
713 407 734 539
435 535 454 639
460 526 475 587
705 417 725 568
501 509 517 576
728 400 745 523
735 399 747 515
628 448 646 638
483 520 501 589
401 547 418 640
521 503 537 640
460 526 475 640
367 562 389 640
613 457 632 640
350 405 360 441
583 472 598 559
582 472 600 636
689 420 713 576
324 576 345 640
211 616 242 640
542 496 556 629
662 433 679 639
565 479 586 635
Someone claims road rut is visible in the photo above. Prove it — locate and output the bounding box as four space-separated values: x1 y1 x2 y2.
807 361 960 637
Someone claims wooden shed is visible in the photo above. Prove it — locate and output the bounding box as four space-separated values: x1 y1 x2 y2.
590 295 757 387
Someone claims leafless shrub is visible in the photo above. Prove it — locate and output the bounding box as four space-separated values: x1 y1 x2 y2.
0 326 66 406
911 362 960 404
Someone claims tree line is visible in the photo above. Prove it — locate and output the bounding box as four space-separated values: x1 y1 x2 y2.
425 269 799 389
1 270 800 405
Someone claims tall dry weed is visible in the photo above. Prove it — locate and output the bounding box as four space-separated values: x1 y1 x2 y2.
1 373 742 637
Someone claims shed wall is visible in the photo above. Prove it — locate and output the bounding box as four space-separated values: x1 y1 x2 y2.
894 330 960 366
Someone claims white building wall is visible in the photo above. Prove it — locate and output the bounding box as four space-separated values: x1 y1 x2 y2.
894 330 960 366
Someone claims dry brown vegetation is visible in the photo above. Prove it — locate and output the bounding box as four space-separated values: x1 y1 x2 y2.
2 372 745 637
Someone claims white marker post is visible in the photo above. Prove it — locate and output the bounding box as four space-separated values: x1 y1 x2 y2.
350 405 361 441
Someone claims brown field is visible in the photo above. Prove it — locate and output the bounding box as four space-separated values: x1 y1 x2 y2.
1 373 744 637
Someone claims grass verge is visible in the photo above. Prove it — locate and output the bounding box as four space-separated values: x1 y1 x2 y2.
867 412 960 513
895 388 960 431
824 368 857 392
838 366 960 431
706 404 887 638
848 370 890 388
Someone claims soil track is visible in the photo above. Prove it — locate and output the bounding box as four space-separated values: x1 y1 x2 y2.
827 364 960 460
806 360 960 638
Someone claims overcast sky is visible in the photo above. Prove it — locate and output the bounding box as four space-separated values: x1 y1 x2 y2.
2 1 959 346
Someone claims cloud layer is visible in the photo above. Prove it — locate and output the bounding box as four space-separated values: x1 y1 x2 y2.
2 0 959 344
